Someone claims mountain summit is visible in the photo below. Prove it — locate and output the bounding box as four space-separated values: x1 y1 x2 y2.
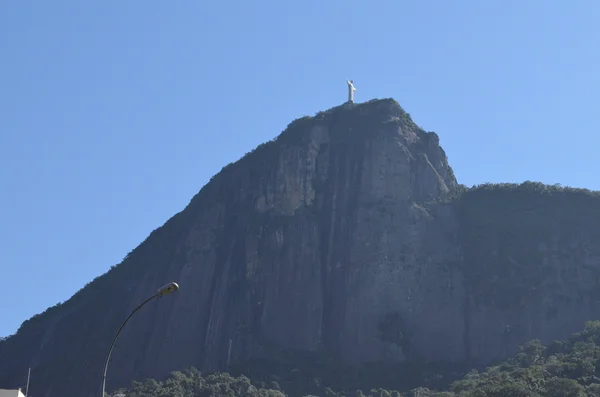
3 99 600 397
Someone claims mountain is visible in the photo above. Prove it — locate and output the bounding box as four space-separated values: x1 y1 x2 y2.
2 98 600 397
112 320 600 397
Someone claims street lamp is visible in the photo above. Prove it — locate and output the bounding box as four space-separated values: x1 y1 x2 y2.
101 282 180 397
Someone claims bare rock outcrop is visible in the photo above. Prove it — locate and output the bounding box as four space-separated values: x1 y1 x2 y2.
2 99 600 397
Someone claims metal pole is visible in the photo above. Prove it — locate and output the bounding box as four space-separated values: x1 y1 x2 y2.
101 282 179 397
25 367 31 397
102 293 158 397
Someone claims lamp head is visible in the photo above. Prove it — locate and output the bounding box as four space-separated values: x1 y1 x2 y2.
157 282 179 297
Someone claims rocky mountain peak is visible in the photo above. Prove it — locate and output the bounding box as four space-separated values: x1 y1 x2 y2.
190 98 456 218
6 99 600 397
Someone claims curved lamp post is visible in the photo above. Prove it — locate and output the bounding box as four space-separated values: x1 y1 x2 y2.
101 281 180 397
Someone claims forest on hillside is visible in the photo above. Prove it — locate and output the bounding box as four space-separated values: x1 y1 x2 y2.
115 320 600 397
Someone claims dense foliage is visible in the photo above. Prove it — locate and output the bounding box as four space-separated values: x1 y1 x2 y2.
114 370 285 397
440 181 600 311
116 320 600 397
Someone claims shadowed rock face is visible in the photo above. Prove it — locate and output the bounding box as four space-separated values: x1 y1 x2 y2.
2 98 600 397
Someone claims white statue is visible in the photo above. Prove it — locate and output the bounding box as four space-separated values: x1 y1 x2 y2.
347 80 357 103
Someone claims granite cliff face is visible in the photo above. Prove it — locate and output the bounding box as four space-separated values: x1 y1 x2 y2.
2 98 600 397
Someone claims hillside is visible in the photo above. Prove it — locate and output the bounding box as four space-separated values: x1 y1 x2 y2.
2 98 600 397
114 320 600 396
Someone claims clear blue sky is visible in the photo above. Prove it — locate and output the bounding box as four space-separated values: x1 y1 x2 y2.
1 1 598 338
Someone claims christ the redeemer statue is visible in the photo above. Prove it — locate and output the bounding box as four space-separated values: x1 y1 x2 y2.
347 80 357 103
